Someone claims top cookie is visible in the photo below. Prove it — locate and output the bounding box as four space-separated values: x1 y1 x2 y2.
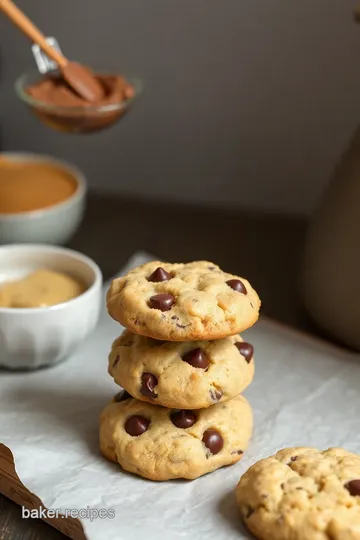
236 447 360 540
106 260 260 341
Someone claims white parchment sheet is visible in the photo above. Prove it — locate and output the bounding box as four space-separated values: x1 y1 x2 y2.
1 252 360 540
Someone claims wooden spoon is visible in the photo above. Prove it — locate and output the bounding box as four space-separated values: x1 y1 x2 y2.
0 0 105 103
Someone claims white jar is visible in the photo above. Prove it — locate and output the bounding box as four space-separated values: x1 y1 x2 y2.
302 126 360 350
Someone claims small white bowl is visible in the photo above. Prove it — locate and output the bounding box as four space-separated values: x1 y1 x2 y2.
0 153 86 245
0 244 102 369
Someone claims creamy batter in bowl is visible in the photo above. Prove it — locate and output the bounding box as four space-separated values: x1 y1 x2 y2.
0 244 102 369
16 70 142 134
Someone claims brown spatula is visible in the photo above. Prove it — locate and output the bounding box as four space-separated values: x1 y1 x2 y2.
0 0 105 103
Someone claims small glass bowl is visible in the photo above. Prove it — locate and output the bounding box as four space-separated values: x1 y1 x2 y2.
15 70 142 134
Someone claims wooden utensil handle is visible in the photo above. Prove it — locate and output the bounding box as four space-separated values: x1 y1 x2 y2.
0 0 67 68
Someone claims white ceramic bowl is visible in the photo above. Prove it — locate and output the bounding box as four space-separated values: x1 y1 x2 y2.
0 153 86 245
0 244 102 369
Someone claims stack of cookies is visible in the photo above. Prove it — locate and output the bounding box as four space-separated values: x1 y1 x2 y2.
99 260 261 481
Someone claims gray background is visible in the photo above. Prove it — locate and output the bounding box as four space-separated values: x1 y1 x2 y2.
1 0 360 215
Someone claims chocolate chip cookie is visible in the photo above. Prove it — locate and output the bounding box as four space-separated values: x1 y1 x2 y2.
106 261 260 341
99 393 253 481
108 330 254 409
236 447 360 540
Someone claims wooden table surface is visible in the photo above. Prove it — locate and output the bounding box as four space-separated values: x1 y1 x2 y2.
0 192 313 540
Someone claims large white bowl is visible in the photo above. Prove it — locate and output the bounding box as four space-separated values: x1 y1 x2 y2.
0 244 102 369
0 153 86 245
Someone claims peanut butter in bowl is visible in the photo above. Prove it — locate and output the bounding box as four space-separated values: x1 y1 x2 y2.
0 153 86 245
0 244 103 369
0 158 78 214
0 269 86 308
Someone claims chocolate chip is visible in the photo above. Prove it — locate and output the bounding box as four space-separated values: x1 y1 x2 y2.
226 279 247 294
202 429 223 455
290 456 298 462
125 415 150 436
171 315 179 321
345 479 360 496
209 388 222 401
208 266 216 270
114 389 131 402
112 355 120 368
149 293 174 311
148 267 171 282
231 449 244 455
170 410 197 429
141 373 158 399
182 348 210 369
235 342 254 363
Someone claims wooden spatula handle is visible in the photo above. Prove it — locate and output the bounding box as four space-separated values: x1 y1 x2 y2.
0 0 67 68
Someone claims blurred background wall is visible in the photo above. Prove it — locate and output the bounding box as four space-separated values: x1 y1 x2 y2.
1 0 360 215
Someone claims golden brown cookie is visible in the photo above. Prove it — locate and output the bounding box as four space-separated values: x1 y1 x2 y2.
236 447 360 540
100 393 253 481
106 260 260 341
108 330 254 409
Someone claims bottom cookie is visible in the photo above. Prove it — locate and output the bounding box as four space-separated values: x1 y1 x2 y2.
99 392 253 481
236 447 360 540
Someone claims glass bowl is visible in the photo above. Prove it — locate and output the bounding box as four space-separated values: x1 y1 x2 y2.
15 70 142 134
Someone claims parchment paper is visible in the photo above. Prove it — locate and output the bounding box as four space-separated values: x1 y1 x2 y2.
1 251 360 540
